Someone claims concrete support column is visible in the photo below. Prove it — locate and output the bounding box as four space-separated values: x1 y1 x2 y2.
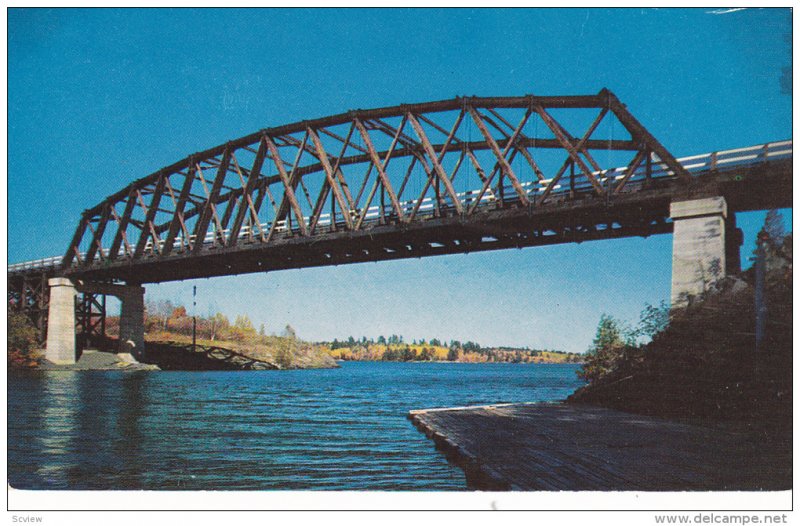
725 213 743 275
45 278 78 364
670 196 728 307
118 285 146 359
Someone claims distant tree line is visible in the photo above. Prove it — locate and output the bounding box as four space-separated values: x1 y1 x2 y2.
325 335 581 363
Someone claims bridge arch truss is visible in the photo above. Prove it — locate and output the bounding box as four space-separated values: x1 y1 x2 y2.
62 89 788 284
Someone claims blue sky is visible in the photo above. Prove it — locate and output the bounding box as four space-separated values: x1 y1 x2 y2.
8 8 792 352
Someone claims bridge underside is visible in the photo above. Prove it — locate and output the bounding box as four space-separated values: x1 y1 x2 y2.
6 90 791 364
63 158 790 284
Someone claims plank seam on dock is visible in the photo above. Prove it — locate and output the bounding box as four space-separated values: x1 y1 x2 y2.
408 402 791 491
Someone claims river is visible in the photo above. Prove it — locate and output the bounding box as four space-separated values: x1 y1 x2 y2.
8 361 584 490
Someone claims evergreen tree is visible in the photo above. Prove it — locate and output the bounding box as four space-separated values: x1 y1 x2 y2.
446 346 460 361
764 209 786 246
578 314 630 382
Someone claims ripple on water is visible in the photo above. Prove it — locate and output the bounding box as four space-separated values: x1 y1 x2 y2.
8 362 583 490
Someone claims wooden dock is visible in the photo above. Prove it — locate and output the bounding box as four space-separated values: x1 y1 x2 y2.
408 402 791 491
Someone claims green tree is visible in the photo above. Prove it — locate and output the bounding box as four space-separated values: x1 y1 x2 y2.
592 314 624 349
764 209 786 247
635 301 670 342
446 346 460 361
578 314 631 383
401 346 416 361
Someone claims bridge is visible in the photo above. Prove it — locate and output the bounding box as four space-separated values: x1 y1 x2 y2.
7 89 792 364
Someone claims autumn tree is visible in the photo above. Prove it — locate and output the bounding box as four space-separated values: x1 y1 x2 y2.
147 299 175 331
209 312 229 341
8 312 40 367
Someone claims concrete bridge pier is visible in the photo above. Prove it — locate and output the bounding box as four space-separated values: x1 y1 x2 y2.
670 196 740 307
45 278 78 364
45 279 146 364
116 284 146 359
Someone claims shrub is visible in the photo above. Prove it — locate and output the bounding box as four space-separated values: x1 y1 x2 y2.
8 312 40 367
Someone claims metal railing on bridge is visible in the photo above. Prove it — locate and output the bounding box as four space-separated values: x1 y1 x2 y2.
7 138 792 276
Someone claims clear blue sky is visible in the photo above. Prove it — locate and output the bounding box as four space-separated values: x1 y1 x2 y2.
8 8 792 352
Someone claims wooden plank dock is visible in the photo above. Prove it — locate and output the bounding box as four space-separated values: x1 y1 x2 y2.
408 402 791 491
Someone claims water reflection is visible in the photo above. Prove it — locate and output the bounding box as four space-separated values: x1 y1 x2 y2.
36 372 80 487
10 370 153 489
9 362 583 490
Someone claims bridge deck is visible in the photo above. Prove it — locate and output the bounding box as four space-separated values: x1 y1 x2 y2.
408 402 791 491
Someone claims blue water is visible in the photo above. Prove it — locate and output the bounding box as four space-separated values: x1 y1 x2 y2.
8 361 584 490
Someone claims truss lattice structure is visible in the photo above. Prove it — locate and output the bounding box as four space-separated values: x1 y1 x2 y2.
64 89 692 276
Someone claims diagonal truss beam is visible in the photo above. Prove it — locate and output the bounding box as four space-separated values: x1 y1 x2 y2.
63 90 694 270
264 134 308 237
228 139 268 246
308 127 356 229
602 89 691 182
354 118 407 220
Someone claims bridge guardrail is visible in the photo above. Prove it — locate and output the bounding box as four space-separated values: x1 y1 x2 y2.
8 140 792 274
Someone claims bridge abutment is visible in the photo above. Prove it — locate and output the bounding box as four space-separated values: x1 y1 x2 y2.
45 278 78 364
670 196 733 307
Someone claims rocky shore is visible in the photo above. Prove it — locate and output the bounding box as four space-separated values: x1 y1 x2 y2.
38 350 159 371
